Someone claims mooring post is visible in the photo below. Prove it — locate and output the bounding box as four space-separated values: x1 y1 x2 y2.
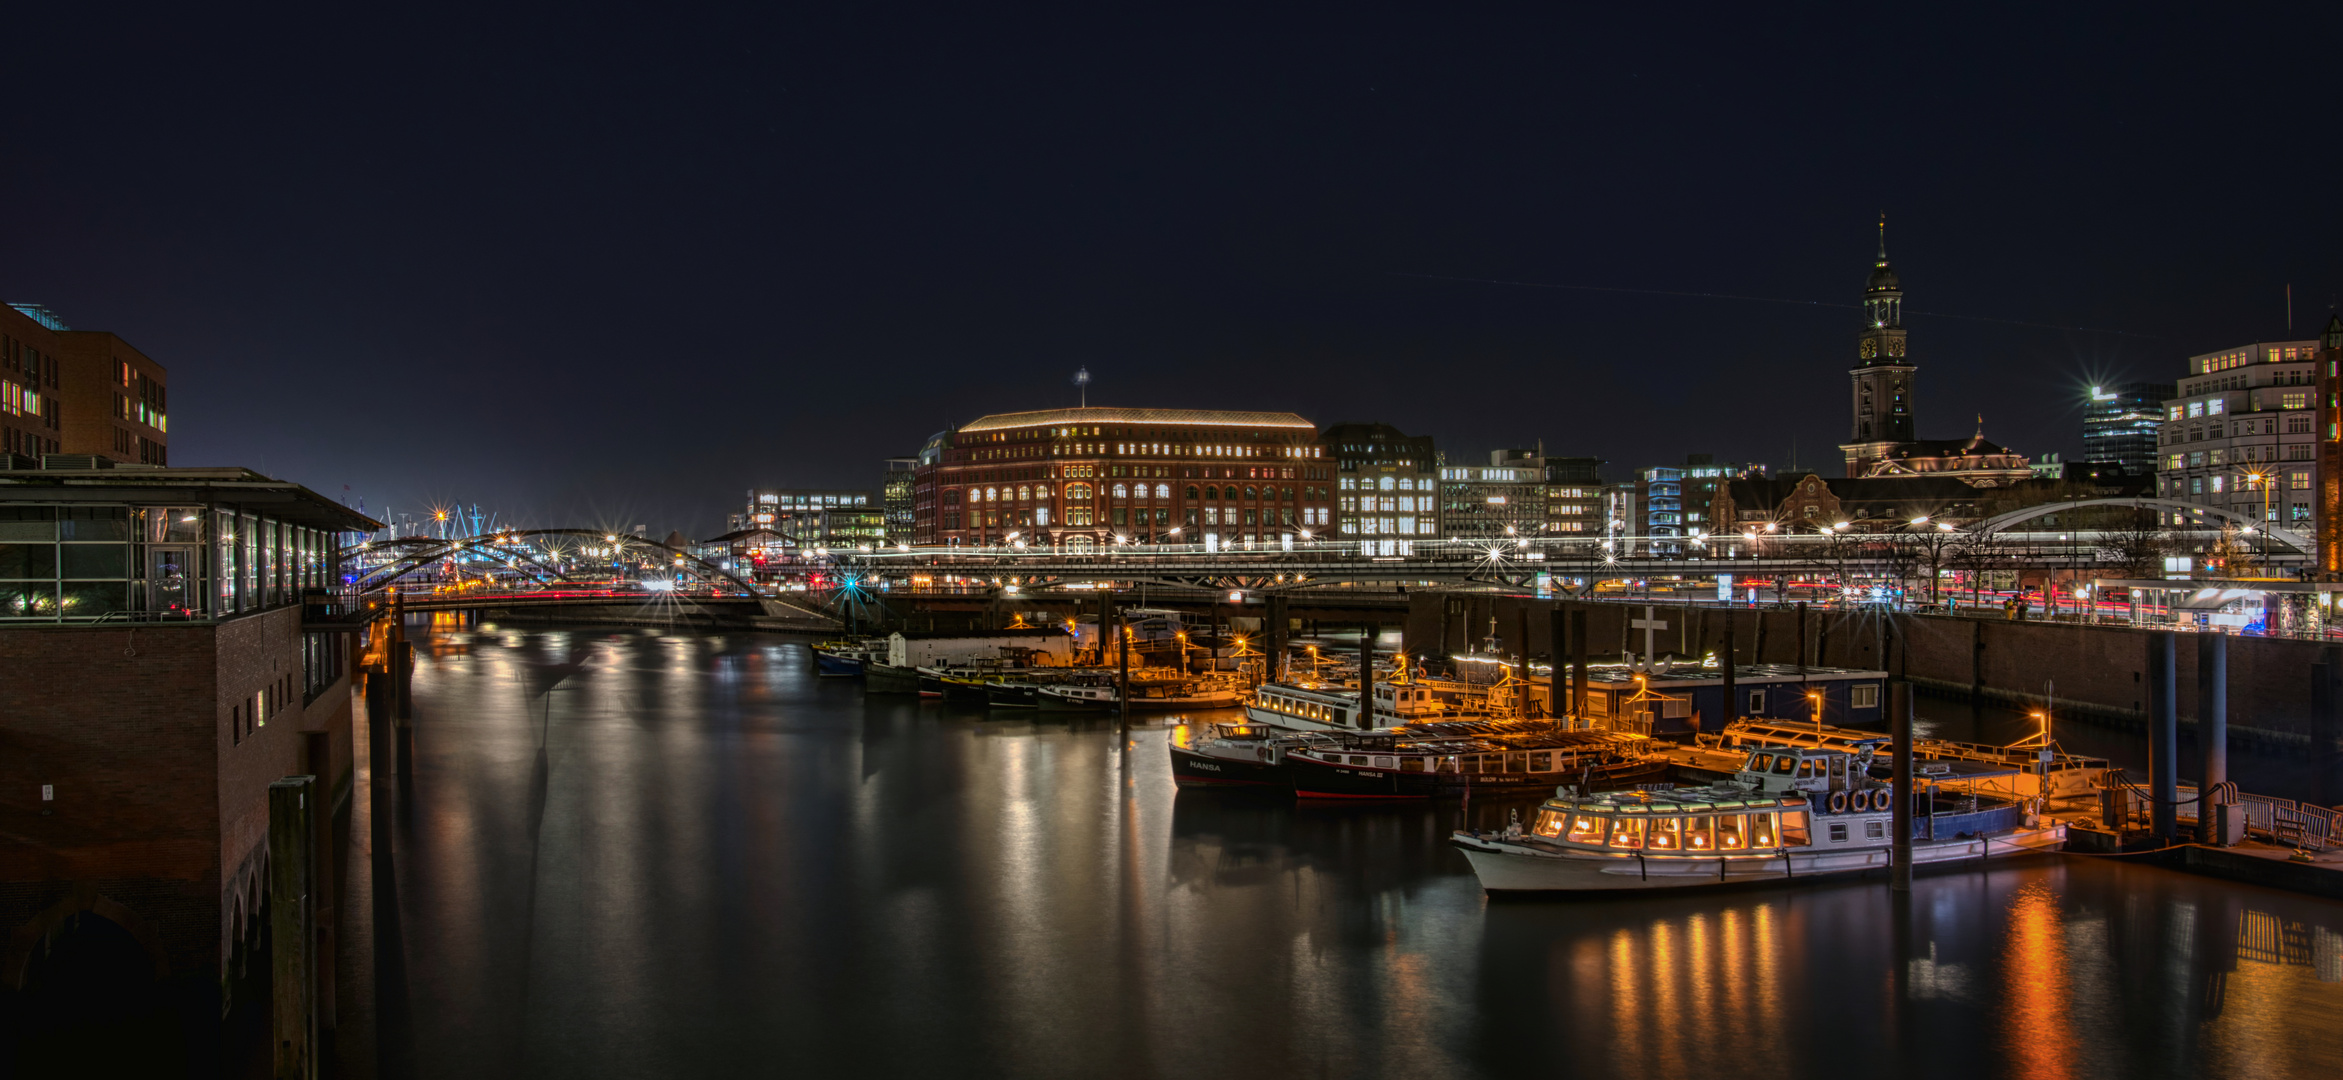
2198 632 2228 843
2149 630 2178 839
1550 603 1568 728
1795 602 1808 674
1358 621 1375 730
2315 646 2342 807
1891 680 1914 892
1515 607 1531 718
1720 613 1737 731
1571 608 1589 721
1116 605 1130 713
1267 594 1288 682
270 775 319 1080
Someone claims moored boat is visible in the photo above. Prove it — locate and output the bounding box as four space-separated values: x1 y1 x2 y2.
1450 744 2065 893
1168 722 1293 789
1284 732 1668 800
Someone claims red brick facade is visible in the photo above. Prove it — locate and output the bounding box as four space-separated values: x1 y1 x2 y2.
0 608 354 994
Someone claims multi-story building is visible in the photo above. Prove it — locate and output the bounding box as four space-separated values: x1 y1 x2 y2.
2083 381 2175 475
881 457 917 546
1325 421 1439 553
2155 338 2321 528
0 464 376 1054
1630 456 1768 555
1542 456 1603 537
1839 223 1917 477
6 303 171 465
1 304 66 462
2319 316 2343 578
913 407 1331 550
910 430 949 545
731 489 883 545
1603 481 1640 555
1440 451 1547 540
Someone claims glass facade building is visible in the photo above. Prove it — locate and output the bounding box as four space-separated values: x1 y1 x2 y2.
2082 381 2175 475
0 466 378 622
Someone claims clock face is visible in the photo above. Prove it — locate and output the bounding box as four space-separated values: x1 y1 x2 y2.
1886 338 1906 357
1860 340 1877 359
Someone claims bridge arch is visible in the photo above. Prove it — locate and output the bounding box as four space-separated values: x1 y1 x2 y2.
1973 497 2311 554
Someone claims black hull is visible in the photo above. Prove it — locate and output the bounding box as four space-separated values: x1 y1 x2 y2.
1169 746 1288 790
987 684 1042 708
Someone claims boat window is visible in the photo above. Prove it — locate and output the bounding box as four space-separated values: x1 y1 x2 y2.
1529 751 1552 772
1399 757 1424 773
1606 817 1644 849
1748 753 1772 773
1505 753 1526 773
1346 755 1368 766
1649 817 1684 850
1748 812 1776 847
1828 822 1849 844
1780 811 1811 846
1532 809 1568 837
1565 815 1604 843
1771 755 1797 775
1372 756 1395 769
1716 815 1748 849
1866 820 1886 840
1797 759 1818 779
1685 816 1716 851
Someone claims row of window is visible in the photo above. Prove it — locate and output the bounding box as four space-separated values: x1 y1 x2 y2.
2198 345 2319 374
958 483 1327 504
2164 449 2313 471
2162 471 2310 495
2172 393 2311 421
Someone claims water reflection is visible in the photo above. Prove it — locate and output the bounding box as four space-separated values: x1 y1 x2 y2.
384 626 2343 1080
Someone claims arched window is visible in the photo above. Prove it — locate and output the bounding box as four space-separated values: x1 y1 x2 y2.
1156 484 1170 499
966 489 979 504
1380 476 1395 491
1205 486 1218 500
1244 486 1257 500
1112 484 1127 499
1067 483 1092 501
984 487 997 502
1017 485 1030 501
1036 485 1052 500
1185 486 1199 500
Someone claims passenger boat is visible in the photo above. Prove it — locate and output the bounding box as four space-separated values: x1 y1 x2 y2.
1718 719 2110 799
1283 729 1669 799
1168 722 1293 788
1450 744 2066 893
811 638 887 678
980 668 1120 709
1038 677 1245 711
1244 665 1508 732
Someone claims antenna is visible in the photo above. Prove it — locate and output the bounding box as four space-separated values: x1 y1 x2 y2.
2287 283 2293 331
1073 367 1090 408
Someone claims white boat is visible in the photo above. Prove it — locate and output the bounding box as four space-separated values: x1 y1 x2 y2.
1246 669 1509 732
1038 678 1244 711
1450 743 2065 893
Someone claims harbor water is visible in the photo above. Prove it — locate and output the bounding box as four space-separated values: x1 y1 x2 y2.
373 624 2343 1079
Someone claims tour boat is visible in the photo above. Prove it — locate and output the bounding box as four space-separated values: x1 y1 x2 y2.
1717 719 2110 800
1244 669 1508 732
1038 678 1245 711
812 638 887 677
1450 744 2066 893
1167 722 1295 788
980 668 1121 709
1283 730 1670 800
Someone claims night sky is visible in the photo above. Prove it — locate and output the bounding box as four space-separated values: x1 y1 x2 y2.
5 7 2339 536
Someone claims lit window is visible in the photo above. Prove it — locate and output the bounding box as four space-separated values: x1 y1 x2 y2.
2187 402 2204 417
2208 399 2224 415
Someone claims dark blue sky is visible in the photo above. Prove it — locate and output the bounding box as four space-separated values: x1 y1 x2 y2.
4 6 2338 535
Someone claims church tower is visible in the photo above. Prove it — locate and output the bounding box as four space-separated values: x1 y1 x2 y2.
1839 216 1917 477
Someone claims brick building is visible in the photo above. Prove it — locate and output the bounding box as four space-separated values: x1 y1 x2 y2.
913 407 1331 550
0 464 375 1066
2 302 169 466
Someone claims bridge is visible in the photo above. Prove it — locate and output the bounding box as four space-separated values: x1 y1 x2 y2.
343 501 2308 608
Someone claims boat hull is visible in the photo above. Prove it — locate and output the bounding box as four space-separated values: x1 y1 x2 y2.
813 651 865 678
987 684 1042 709
1452 824 2067 893
864 663 922 695
1169 746 1289 789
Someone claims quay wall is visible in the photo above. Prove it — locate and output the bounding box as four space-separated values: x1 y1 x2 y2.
1402 593 2343 752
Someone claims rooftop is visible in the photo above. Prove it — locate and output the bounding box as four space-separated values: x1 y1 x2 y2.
0 465 381 531
959 407 1316 433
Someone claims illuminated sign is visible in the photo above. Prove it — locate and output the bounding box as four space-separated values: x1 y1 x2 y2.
2089 386 2118 402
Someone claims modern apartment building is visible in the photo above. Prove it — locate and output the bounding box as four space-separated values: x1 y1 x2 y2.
2156 339 2321 528
4 303 170 466
881 457 918 545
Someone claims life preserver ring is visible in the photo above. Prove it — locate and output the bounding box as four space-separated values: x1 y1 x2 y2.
1829 791 1848 814
1848 789 1870 813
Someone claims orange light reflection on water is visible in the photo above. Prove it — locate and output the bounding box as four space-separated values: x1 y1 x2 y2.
2001 880 2077 1080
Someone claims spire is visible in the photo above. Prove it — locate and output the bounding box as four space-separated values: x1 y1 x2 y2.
1876 213 1888 265
1975 413 1985 438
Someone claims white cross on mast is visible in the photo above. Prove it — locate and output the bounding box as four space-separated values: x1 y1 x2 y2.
1629 605 1667 669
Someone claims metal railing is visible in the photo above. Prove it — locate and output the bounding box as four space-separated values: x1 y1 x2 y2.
2107 781 2337 850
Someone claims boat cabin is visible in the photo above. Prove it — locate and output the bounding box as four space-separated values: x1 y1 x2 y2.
1529 790 1815 852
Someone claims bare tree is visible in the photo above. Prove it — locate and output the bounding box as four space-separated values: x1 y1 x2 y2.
2096 504 2172 579
1895 522 1963 610
1948 526 2007 612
